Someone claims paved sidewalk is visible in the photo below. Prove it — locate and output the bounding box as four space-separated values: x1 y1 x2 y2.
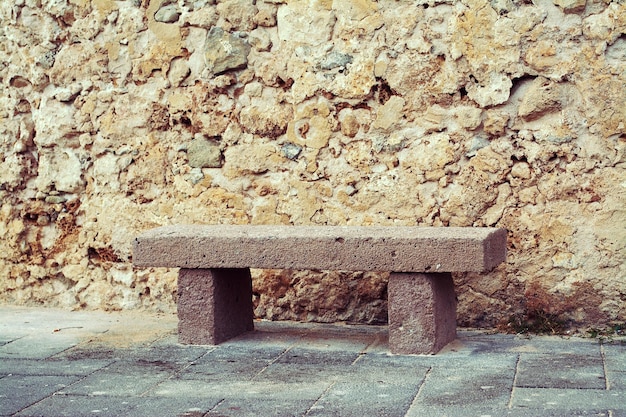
0 306 624 417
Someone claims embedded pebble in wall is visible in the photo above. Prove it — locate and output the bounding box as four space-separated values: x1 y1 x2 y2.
554 0 587 13
510 162 532 179
281 143 302 160
249 28 272 52
187 137 223 168
154 4 181 23
168 58 191 87
518 77 563 121
466 136 491 158
204 27 251 74
318 51 353 71
187 168 205 185
465 72 513 108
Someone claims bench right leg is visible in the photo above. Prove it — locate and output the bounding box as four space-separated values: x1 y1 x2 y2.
178 268 254 345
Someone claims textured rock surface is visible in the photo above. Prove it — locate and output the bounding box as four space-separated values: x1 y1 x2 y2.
0 0 624 330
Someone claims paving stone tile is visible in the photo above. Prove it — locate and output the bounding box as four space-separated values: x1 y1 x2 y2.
183 345 286 381
294 328 379 353
413 352 520 370
511 388 626 409
106 359 185 375
17 398 127 417
354 352 414 365
220 319 380 351
298 321 386 338
0 306 114 333
53 345 128 361
0 375 79 416
348 353 431 383
219 321 342 347
195 346 361 386
58 364 174 396
274 346 360 366
426 331 601 357
306 379 420 417
0 358 112 377
254 362 352 385
382 333 524 367
519 338 604 356
603 341 626 372
150 378 331 402
206 398 316 417
132 344 212 363
15 395 136 417
607 371 626 390
56 343 166 361
122 396 220 417
406 406 611 417
439 331 527 355
57 342 209 365
0 333 81 359
148 377 234 398
184 359 271 382
413 364 515 408
218 325 302 348
516 353 606 389
201 344 287 363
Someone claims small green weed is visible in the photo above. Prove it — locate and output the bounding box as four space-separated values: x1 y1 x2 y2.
586 323 625 344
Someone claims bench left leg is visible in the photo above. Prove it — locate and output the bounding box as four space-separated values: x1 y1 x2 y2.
388 272 457 354
178 268 254 345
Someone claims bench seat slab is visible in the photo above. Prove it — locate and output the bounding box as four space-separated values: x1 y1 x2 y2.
178 268 254 345
134 225 507 273
388 272 456 354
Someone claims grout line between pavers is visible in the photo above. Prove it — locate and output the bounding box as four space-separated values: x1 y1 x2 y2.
350 352 366 366
600 342 610 390
403 366 432 417
507 353 521 409
175 346 218 375
43 342 82 360
53 355 118 393
46 328 112 361
356 332 386 361
205 398 226 415
139 346 217 397
0 334 27 347
251 345 294 381
350 338 375 366
11 367 102 416
302 380 337 417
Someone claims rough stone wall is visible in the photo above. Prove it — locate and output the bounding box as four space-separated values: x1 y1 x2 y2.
1 0 624 329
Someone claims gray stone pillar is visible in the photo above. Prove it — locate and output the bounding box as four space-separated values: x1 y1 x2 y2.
178 268 254 345
388 272 457 354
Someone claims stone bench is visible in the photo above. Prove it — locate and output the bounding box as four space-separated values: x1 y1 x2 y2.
132 225 507 354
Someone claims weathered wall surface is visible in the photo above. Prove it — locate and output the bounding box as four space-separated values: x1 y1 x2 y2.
1 0 624 329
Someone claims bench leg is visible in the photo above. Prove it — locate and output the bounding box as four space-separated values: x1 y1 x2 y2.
388 272 457 355
178 268 254 345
